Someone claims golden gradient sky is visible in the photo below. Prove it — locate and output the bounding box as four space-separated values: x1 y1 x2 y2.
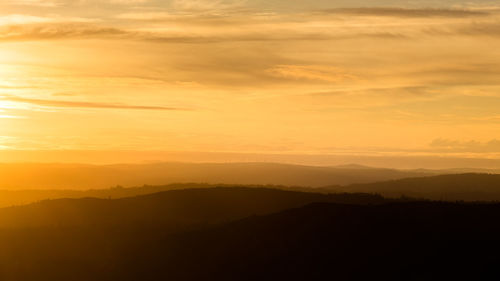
1 0 500 162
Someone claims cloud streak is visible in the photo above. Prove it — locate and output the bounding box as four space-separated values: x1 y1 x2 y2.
267 65 356 82
320 7 491 18
430 138 500 153
0 21 407 43
1 8 500 44
1 95 187 111
0 23 126 41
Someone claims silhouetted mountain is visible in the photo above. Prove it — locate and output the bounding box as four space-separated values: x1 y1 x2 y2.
334 173 500 201
0 162 436 190
0 188 386 229
0 183 221 208
3 172 500 208
0 189 498 281
0 182 379 208
151 201 500 281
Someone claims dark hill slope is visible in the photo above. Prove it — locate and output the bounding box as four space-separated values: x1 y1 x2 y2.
0 182 365 209
132 201 500 281
0 188 386 281
0 187 385 229
334 173 500 201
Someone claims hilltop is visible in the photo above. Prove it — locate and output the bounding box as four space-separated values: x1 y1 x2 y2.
335 173 500 201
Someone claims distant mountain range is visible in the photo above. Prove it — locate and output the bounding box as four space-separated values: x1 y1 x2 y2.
1 172 500 208
1 162 498 191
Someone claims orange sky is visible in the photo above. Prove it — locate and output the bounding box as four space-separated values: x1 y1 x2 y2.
1 1 500 164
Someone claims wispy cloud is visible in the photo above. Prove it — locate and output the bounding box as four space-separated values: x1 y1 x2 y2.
1 8 500 44
171 0 247 12
456 22 500 37
1 95 187 111
0 23 125 41
319 7 491 18
108 0 150 4
2 0 150 7
0 21 404 43
0 115 24 119
430 138 500 153
267 65 356 82
3 0 61 7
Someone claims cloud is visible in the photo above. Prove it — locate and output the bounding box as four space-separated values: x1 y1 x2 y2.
0 14 97 27
0 115 24 119
1 95 187 111
430 138 500 153
0 21 408 43
0 14 53 25
108 0 149 4
171 0 247 12
267 65 356 82
115 12 175 20
3 8 498 45
319 7 490 18
285 86 439 110
308 86 434 100
0 23 126 41
2 0 151 7
457 22 500 37
3 0 61 7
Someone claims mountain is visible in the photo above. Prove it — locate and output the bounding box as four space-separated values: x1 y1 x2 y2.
151 201 500 281
0 187 386 229
333 173 500 201
0 162 437 190
0 189 498 281
2 172 500 208
0 183 221 208
143 201 500 281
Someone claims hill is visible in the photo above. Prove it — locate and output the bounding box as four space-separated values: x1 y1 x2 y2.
0 189 498 280
0 187 386 229
148 201 500 281
0 183 221 208
3 172 500 208
334 173 500 201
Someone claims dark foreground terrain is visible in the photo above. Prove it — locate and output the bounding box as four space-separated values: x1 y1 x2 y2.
0 187 498 281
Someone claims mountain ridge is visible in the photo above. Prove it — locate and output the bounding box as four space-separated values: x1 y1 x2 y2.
3 161 498 191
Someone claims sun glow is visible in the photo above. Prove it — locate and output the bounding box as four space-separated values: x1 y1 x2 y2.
0 100 20 110
0 107 16 118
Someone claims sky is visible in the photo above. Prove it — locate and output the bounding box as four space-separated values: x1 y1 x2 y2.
0 0 500 165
